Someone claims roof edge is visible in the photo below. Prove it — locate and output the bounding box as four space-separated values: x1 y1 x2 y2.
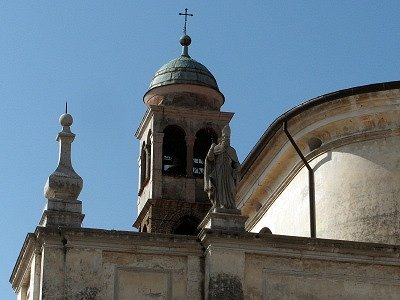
10 232 36 289
143 83 225 108
241 80 400 176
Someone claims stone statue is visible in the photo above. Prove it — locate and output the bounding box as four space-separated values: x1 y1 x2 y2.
204 125 241 209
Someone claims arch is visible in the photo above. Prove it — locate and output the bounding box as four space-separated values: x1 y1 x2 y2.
146 130 152 180
162 125 187 176
193 128 218 176
142 224 148 233
140 142 147 189
171 215 200 235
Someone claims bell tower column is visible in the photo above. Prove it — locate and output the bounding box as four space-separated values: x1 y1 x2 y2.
151 131 164 199
186 135 196 178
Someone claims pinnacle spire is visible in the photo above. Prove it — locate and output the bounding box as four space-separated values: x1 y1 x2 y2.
40 110 84 227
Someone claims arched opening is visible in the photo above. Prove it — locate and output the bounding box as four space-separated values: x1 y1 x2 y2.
146 130 152 180
140 142 146 189
193 128 217 176
142 224 148 233
172 216 200 235
163 125 187 176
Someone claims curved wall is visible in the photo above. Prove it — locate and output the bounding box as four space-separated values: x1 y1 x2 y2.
251 137 400 244
239 85 400 244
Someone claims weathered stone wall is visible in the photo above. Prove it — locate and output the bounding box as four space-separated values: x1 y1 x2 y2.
12 227 203 300
46 245 195 299
12 227 400 299
245 251 400 299
199 230 400 300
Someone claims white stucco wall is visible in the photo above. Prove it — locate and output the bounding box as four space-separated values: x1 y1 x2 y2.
251 133 400 244
240 88 400 245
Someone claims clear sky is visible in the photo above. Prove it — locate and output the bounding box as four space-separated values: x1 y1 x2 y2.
2 1 399 297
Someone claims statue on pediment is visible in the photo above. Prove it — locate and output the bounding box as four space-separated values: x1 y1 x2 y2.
204 125 241 209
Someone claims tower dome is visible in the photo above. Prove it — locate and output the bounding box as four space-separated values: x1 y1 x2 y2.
148 54 219 91
144 35 225 110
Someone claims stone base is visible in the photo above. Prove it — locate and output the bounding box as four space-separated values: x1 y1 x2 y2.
45 198 82 213
39 198 84 227
198 208 247 232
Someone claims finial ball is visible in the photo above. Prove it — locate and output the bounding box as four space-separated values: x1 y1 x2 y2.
180 35 191 46
60 113 73 126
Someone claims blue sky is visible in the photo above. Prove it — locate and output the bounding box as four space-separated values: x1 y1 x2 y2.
2 1 399 297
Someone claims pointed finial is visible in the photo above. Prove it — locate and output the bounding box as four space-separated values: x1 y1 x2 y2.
65 101 68 114
44 109 82 201
41 108 84 227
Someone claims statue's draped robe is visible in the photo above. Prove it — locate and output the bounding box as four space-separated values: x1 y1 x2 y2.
204 143 240 209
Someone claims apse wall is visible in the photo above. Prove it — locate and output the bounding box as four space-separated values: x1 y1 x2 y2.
239 83 400 245
251 136 400 244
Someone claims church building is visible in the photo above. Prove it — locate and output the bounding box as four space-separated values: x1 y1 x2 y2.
10 16 400 299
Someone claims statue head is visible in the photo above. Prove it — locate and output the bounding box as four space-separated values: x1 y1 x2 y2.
222 125 231 139
221 125 231 146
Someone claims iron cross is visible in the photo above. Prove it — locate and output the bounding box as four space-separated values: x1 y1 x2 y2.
179 8 193 35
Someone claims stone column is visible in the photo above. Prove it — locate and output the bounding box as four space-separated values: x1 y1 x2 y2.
17 286 27 300
185 135 196 202
185 135 196 177
152 132 164 199
137 155 143 193
28 249 42 300
145 143 151 180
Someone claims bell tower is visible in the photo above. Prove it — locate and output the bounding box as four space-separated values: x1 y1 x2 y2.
134 12 233 234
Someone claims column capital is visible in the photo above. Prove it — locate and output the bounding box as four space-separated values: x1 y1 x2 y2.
185 135 196 145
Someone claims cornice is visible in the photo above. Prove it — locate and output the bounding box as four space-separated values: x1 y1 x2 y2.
35 226 203 256
10 233 36 291
242 81 400 176
150 104 234 121
135 108 153 138
199 230 400 266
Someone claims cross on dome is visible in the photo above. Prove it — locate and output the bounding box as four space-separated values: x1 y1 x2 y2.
179 8 193 35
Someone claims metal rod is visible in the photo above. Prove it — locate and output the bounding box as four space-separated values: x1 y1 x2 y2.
283 121 316 238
